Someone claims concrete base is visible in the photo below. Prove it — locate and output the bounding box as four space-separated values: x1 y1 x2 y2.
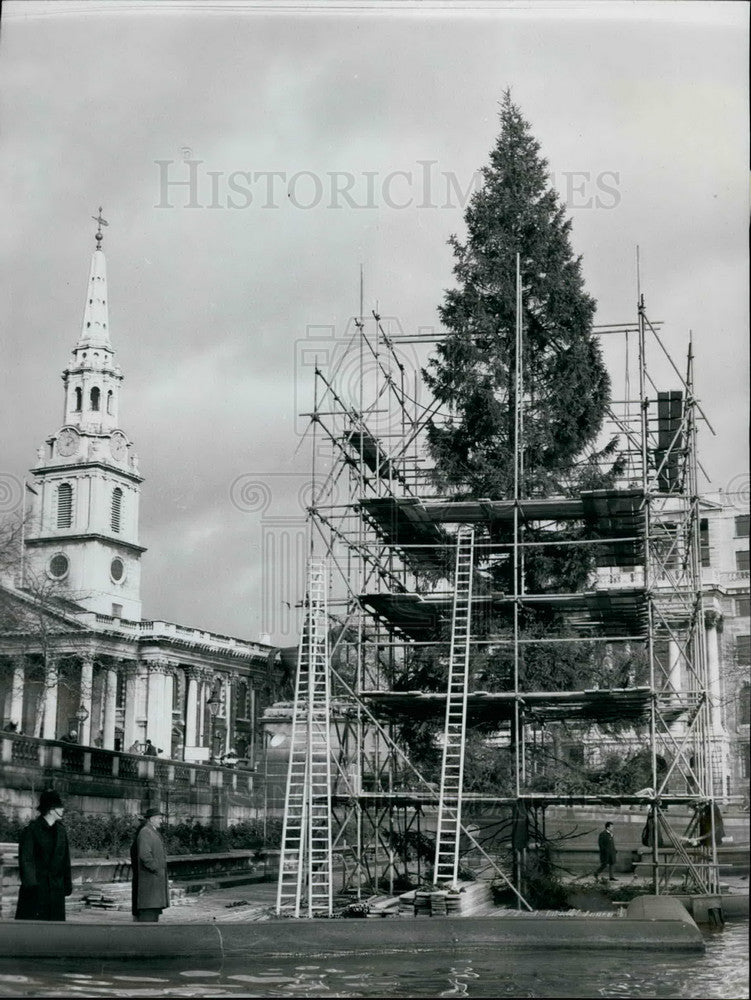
0 897 704 958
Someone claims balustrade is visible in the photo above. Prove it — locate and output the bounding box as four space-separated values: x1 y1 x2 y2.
0 732 234 792
90 748 116 776
118 755 140 779
9 736 40 767
60 745 85 773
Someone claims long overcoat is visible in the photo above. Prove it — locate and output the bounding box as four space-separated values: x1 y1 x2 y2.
15 816 72 921
598 828 617 864
130 823 169 913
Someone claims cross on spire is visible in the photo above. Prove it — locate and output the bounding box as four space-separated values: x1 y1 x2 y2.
92 207 109 249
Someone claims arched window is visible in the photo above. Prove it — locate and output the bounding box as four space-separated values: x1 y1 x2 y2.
90 386 100 411
74 387 82 411
57 483 73 529
739 684 751 727
106 390 113 414
111 487 123 533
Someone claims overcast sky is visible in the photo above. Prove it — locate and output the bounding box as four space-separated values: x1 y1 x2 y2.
0 1 747 644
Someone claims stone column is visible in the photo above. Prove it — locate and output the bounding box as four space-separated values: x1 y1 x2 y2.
163 668 175 758
704 611 724 735
249 685 256 764
185 668 199 750
122 661 141 750
9 656 25 730
41 656 59 740
79 656 94 745
145 659 177 755
102 663 118 750
222 675 231 754
145 661 165 752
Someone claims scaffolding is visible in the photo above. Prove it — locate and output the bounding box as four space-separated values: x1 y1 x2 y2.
280 275 720 909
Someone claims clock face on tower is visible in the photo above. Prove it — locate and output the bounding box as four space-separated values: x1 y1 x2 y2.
109 431 127 461
57 428 79 457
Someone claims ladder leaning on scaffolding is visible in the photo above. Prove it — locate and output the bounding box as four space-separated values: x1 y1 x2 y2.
276 559 334 918
433 526 476 887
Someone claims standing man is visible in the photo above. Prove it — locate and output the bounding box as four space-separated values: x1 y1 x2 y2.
130 806 170 922
594 821 618 881
15 789 73 920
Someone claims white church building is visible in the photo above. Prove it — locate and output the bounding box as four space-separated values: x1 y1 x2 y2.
0 216 276 771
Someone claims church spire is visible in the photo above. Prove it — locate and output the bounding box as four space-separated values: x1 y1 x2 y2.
78 208 111 350
24 210 145 620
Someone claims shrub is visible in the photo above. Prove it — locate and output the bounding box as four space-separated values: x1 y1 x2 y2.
0 809 283 858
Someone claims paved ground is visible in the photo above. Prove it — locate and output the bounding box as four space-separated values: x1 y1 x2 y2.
5 873 747 925
68 879 280 923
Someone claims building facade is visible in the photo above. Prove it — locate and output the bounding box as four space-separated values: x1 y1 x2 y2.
701 495 750 797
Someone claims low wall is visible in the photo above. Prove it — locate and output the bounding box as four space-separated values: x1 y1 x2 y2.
0 903 704 959
0 732 264 827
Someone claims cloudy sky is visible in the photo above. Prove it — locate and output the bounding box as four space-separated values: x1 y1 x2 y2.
0 1 747 644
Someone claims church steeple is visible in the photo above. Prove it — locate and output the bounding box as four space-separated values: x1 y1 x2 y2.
78 209 111 351
62 210 123 432
23 212 146 620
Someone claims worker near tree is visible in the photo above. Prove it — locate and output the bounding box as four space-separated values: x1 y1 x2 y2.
15 789 73 920
130 806 170 922
594 821 618 881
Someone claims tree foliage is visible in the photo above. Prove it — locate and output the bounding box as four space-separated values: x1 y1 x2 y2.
424 90 617 500
396 94 630 792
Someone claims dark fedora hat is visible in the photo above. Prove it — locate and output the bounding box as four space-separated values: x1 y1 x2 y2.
144 807 163 818
37 789 64 814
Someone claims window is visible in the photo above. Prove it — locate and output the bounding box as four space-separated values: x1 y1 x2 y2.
111 603 123 617
736 635 751 666
736 515 750 538
74 387 82 411
90 386 100 411
56 483 73 528
736 597 751 619
738 684 751 727
736 550 750 573
110 557 124 582
106 390 113 415
49 553 69 579
111 488 123 533
699 518 710 568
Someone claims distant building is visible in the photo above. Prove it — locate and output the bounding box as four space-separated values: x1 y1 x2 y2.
701 495 750 797
591 494 750 799
0 219 277 768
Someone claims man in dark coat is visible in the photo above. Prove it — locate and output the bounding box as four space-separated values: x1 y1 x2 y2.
594 821 618 881
130 806 170 922
15 789 73 920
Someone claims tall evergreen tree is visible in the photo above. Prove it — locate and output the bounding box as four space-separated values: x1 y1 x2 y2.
425 90 615 500
397 95 627 798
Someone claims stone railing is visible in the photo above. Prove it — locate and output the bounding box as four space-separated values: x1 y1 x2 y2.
0 732 251 793
75 612 272 659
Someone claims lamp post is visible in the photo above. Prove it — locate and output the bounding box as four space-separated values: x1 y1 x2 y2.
207 687 221 761
75 702 89 745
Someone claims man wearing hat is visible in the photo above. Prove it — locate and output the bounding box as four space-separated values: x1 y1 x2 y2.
15 789 72 921
130 806 170 922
